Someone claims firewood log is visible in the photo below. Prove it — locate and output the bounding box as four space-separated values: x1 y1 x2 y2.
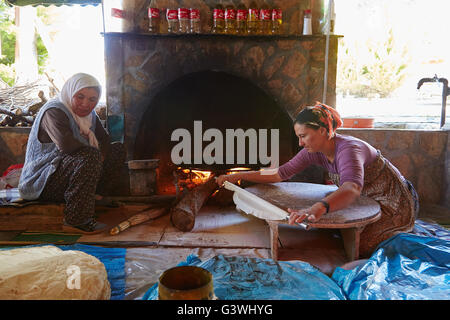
0 107 34 125
170 176 218 232
26 91 46 115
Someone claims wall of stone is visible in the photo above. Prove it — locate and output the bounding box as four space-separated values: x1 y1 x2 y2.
104 33 339 159
0 127 30 174
338 128 449 208
445 130 450 208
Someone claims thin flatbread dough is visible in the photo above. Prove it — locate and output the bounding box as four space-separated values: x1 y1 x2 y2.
224 181 289 221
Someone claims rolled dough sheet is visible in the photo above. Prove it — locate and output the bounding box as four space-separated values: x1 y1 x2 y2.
225 181 289 221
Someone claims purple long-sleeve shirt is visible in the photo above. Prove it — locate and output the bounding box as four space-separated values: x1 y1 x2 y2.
278 134 378 187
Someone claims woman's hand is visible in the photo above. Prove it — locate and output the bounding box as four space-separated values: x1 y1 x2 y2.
216 173 241 186
287 202 327 225
287 182 362 226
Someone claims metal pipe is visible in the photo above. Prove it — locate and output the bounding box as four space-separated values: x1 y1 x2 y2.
322 0 333 104
438 78 448 128
417 75 449 128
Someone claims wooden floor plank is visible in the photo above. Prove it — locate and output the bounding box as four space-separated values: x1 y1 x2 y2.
159 205 270 248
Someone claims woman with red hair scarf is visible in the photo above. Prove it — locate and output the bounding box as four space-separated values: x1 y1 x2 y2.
217 102 419 257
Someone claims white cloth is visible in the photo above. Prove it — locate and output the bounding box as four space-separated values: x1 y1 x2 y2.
59 73 101 149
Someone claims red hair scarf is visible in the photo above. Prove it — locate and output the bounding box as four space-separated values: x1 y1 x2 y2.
308 102 343 139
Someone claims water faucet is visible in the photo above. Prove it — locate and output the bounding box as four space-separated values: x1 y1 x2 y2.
417 74 449 128
417 76 435 90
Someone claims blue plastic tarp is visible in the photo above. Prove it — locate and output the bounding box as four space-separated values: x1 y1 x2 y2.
59 244 127 300
144 254 347 300
331 233 450 300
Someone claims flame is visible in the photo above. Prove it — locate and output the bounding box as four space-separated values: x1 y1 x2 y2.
191 169 212 184
226 167 251 175
176 168 213 189
175 167 252 190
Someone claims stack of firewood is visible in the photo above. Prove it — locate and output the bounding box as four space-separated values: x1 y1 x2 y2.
0 83 48 127
0 80 107 127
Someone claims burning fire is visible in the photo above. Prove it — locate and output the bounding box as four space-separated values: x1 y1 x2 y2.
176 167 213 190
183 168 212 184
175 167 252 191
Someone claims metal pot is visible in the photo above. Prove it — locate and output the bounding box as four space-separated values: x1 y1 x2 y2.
158 266 214 300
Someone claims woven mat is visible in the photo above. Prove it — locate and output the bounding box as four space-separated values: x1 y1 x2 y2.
10 232 82 244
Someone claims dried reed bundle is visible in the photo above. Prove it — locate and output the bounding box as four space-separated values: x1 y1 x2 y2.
110 207 169 235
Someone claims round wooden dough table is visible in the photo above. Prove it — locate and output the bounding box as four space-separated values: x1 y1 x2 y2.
244 182 381 261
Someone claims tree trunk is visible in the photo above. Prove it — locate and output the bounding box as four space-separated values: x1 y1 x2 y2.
14 6 38 86
34 16 58 77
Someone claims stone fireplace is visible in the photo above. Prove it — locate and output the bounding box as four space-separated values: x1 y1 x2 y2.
104 33 339 194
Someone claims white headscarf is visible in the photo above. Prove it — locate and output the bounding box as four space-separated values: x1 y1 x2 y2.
59 73 101 149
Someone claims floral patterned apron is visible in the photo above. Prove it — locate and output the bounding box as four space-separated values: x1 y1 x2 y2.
328 151 418 257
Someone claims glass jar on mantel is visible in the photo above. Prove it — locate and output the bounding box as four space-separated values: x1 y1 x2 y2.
306 0 325 35
112 0 327 37
296 0 326 35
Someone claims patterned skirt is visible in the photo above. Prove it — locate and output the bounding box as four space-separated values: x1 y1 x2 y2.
39 142 126 226
329 151 419 257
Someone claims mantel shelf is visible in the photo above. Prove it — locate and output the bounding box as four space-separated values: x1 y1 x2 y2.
102 32 343 41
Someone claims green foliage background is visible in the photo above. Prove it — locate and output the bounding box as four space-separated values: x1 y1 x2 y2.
0 0 48 86
0 0 16 85
337 28 410 99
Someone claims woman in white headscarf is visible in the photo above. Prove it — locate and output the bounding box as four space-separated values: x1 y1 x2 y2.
19 73 126 234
